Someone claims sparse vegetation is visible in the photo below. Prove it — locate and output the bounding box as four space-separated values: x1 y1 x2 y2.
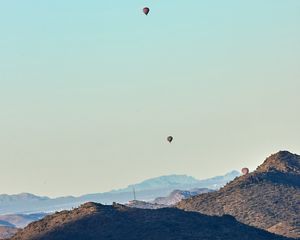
177 151 300 238
10 203 291 240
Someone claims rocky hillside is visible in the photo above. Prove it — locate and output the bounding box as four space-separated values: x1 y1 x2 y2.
153 188 213 205
0 227 18 240
10 202 292 240
177 151 300 238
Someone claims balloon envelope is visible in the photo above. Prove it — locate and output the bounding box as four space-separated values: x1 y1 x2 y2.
143 7 150 15
241 168 249 175
167 136 173 143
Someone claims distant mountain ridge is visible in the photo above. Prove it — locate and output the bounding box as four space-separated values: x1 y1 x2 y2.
177 151 300 238
153 188 214 205
0 214 47 239
0 214 47 228
122 174 200 191
126 188 214 209
0 194 49 205
0 220 15 228
0 171 239 215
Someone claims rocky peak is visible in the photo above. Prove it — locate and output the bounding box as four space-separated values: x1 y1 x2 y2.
256 151 300 174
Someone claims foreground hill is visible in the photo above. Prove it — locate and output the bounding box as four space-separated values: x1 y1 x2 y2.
177 151 300 238
10 202 291 240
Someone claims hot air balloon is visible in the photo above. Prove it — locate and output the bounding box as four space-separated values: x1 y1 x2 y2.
241 168 249 175
143 7 150 15
167 136 173 143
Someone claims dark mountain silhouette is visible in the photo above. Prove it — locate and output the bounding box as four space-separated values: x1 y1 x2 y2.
177 151 300 238
10 202 292 240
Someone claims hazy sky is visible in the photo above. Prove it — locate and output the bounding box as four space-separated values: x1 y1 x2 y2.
0 1 299 197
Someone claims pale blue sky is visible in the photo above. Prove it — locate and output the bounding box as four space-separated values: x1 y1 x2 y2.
0 1 299 197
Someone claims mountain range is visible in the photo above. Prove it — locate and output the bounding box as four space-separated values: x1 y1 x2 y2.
0 214 46 229
177 151 300 238
3 150 299 239
0 171 239 215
